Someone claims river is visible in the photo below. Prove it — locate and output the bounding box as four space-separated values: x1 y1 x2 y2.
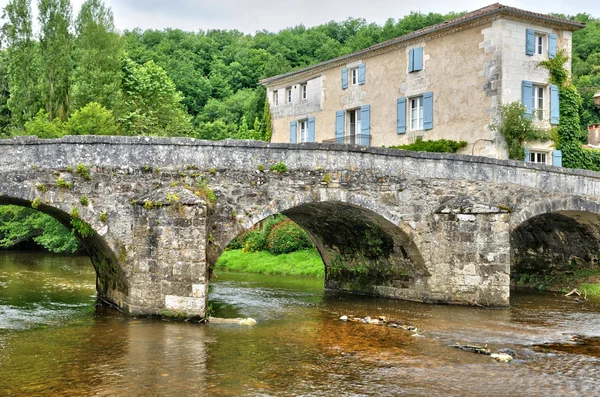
1 251 600 396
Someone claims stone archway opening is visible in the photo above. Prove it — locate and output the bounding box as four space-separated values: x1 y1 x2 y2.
210 201 429 302
0 196 128 308
510 210 600 293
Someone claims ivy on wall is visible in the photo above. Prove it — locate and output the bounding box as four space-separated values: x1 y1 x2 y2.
540 50 600 171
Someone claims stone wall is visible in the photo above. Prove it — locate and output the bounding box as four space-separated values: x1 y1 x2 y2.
2 136 600 316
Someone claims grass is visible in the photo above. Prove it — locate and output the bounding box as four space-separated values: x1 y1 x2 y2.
514 269 600 296
580 283 600 297
215 249 324 277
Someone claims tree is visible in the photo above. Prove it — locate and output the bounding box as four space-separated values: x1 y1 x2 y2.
120 58 193 136
24 109 64 138
38 0 73 121
0 205 80 253
72 0 123 113
65 102 118 135
1 0 41 128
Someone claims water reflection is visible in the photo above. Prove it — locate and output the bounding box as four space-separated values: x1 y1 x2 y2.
1 252 600 396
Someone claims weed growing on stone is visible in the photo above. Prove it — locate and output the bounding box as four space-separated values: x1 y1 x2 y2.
323 174 332 184
257 164 265 172
166 192 180 203
270 162 288 173
99 212 107 223
31 197 41 209
36 183 48 192
75 163 91 180
209 167 216 175
144 200 154 210
80 196 89 206
56 177 72 189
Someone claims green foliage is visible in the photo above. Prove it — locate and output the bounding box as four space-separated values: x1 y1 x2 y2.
2 0 42 128
74 162 91 180
266 219 314 255
65 102 119 136
143 200 153 209
257 164 265 172
215 249 323 277
490 102 549 160
24 109 64 138
72 0 123 112
99 211 107 223
270 162 287 173
38 0 73 121
79 196 89 206
0 204 80 253
120 58 193 136
539 50 600 170
389 138 469 154
36 183 48 192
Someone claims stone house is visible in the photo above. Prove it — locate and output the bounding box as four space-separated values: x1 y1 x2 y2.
260 3 584 165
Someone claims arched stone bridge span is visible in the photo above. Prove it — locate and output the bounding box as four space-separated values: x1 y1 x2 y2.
1 136 600 319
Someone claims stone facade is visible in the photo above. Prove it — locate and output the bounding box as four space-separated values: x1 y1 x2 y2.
261 4 583 164
2 136 600 317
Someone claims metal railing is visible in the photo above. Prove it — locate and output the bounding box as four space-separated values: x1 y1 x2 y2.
323 134 371 146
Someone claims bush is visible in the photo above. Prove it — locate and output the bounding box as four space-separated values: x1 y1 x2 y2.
24 109 64 138
389 138 468 153
266 219 313 255
65 102 119 136
227 214 287 252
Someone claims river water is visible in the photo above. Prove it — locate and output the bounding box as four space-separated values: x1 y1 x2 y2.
1 251 600 396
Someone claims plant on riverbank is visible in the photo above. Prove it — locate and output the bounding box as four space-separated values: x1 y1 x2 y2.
389 138 468 154
215 249 324 277
266 219 314 254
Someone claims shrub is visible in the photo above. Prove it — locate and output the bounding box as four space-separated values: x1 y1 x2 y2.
65 102 119 136
24 110 64 139
389 138 468 154
266 219 313 255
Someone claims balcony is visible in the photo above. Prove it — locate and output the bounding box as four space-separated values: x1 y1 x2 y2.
323 134 371 146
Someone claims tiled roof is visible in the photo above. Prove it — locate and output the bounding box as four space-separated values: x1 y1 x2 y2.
260 3 585 85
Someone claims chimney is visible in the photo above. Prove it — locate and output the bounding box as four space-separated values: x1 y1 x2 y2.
594 91 600 107
589 124 600 146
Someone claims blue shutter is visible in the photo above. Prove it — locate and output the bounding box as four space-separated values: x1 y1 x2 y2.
307 117 315 142
408 49 414 73
549 34 557 59
522 80 533 118
552 150 563 167
342 68 348 90
423 92 433 130
413 47 423 71
358 63 366 85
397 97 407 134
360 105 370 145
290 120 297 143
550 84 560 125
335 111 344 143
524 148 530 162
526 28 535 56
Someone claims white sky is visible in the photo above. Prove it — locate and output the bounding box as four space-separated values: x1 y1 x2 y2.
0 0 598 34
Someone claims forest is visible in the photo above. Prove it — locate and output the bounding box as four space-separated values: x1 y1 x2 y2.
0 0 599 253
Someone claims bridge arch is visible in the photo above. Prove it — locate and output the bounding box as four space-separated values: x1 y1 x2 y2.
210 191 429 302
0 182 129 308
510 197 600 288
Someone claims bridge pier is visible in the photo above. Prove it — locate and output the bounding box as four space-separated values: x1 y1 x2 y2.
126 187 209 318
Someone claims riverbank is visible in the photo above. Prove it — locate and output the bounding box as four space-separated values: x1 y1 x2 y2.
513 269 600 297
214 249 324 277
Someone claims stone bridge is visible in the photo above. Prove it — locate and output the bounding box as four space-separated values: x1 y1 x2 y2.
2 136 600 319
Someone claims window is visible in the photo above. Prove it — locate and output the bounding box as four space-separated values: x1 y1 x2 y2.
286 87 292 103
273 91 279 106
529 151 547 164
300 83 307 100
410 96 424 130
347 109 361 144
298 120 308 143
532 85 545 121
350 67 359 86
535 34 544 55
